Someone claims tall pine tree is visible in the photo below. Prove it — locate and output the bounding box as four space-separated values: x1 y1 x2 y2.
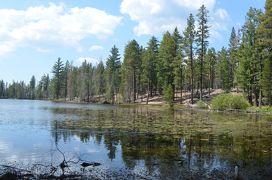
183 14 195 104
196 5 209 100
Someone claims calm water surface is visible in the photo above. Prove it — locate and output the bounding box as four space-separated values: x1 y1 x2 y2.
0 99 271 179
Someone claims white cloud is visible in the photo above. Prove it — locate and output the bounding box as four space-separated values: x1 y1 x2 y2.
215 8 230 21
121 0 164 21
172 0 215 10
0 3 122 56
76 57 99 66
36 47 52 53
0 42 15 56
120 0 230 40
89 45 104 51
209 8 230 41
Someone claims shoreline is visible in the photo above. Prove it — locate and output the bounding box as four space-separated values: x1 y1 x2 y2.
1 97 272 115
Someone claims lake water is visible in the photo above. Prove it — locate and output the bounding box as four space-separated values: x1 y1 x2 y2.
0 99 271 179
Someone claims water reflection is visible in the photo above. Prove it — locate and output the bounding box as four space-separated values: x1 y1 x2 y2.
50 107 272 179
0 100 271 178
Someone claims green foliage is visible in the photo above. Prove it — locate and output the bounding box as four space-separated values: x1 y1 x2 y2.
218 47 232 92
236 8 263 105
1 2 272 108
211 93 250 110
229 27 239 88
197 100 209 109
247 106 272 113
163 85 174 108
157 32 176 94
95 61 106 96
106 45 121 103
196 5 210 100
206 48 217 92
29 75 36 99
122 40 141 103
183 13 195 104
261 58 272 105
52 57 65 99
142 36 159 99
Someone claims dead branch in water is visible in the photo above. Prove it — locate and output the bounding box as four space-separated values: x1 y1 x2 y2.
0 145 101 179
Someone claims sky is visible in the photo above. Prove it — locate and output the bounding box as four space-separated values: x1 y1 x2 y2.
0 0 266 83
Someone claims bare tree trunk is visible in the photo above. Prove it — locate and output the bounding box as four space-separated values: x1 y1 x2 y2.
190 45 194 104
133 69 136 103
146 81 150 105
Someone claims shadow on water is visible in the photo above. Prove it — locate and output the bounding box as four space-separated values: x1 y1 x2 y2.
50 107 272 179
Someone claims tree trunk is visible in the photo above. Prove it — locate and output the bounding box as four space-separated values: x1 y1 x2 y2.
259 88 262 107
180 68 183 104
190 45 194 104
146 81 150 105
133 69 136 103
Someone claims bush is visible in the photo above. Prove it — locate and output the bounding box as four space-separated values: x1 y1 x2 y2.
197 100 209 109
211 93 250 110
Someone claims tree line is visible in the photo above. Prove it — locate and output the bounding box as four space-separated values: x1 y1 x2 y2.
0 1 271 106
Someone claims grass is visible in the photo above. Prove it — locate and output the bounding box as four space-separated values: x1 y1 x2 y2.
211 93 250 111
247 106 272 114
197 100 209 109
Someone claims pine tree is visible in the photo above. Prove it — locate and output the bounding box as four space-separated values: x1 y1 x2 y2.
196 5 210 100
0 80 5 98
106 45 121 104
229 27 240 88
158 31 176 101
52 57 64 99
262 58 272 105
172 28 184 103
95 61 106 97
237 8 262 105
142 36 159 104
29 75 36 99
183 14 195 104
219 47 232 91
122 40 141 103
206 48 216 95
257 0 272 105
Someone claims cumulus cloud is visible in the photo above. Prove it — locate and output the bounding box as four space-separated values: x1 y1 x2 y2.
173 0 215 10
89 45 104 51
0 42 15 56
36 47 52 53
0 3 122 56
120 0 230 41
209 8 230 40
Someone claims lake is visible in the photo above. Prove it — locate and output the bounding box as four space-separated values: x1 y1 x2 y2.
0 99 271 179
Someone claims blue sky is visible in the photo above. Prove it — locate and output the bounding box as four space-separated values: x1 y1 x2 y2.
0 0 266 83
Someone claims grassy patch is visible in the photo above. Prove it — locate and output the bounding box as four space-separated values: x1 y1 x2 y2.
197 100 209 109
247 106 272 113
211 93 250 111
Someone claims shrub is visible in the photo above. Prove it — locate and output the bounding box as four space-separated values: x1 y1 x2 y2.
197 100 209 109
211 93 250 110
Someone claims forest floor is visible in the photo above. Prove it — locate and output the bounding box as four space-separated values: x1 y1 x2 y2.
136 89 225 107
58 88 233 109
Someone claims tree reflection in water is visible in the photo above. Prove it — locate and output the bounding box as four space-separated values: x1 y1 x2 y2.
50 107 272 179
